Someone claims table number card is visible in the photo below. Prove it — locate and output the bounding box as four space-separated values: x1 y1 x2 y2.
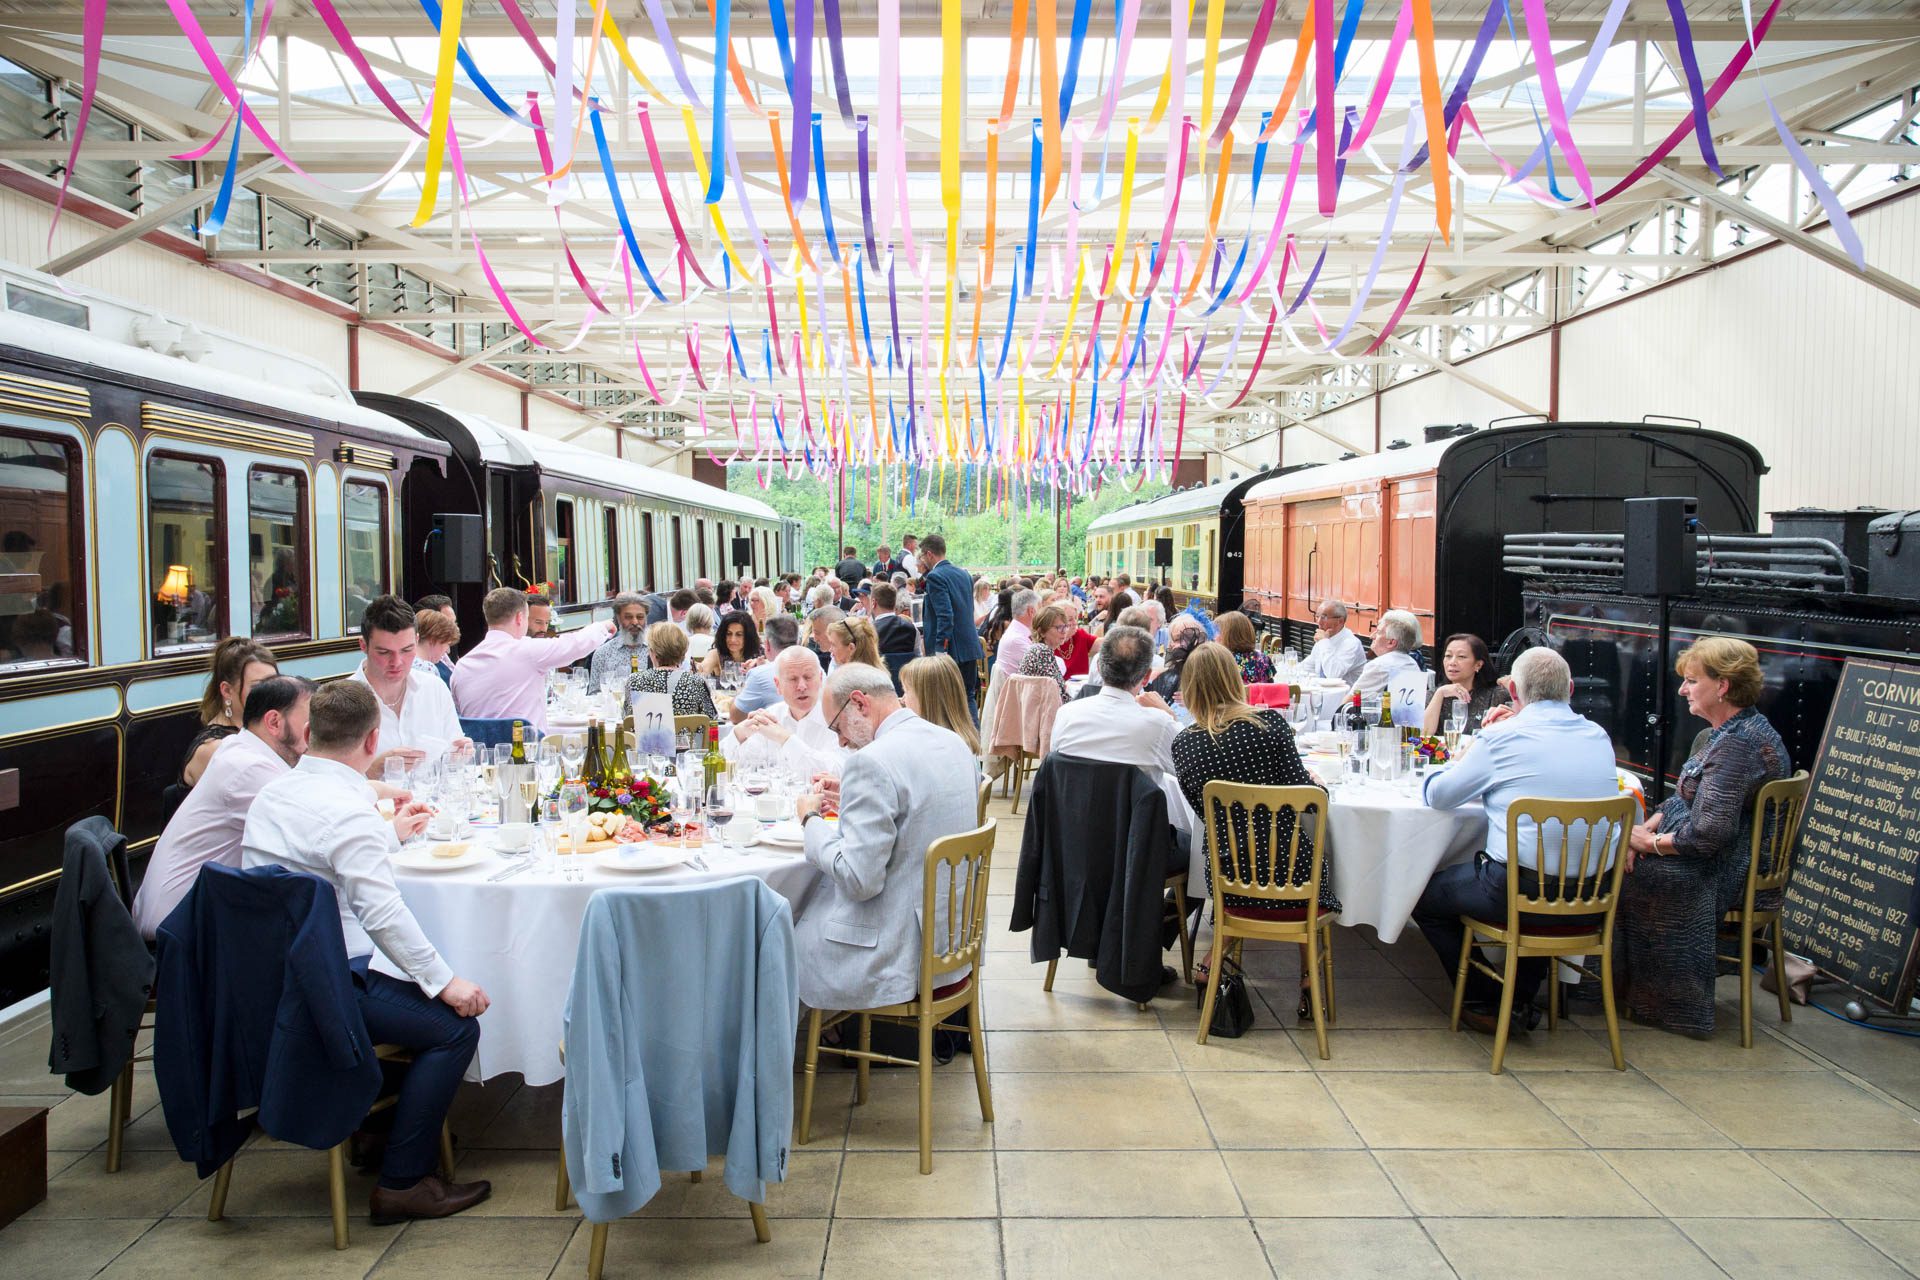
631 691 676 758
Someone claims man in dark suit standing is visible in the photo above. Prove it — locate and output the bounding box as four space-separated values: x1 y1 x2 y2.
917 533 984 717
892 534 919 577
833 546 867 591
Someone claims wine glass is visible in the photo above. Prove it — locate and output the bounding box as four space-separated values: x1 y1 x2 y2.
560 734 586 782
1444 704 1467 754
706 782 735 849
559 781 590 880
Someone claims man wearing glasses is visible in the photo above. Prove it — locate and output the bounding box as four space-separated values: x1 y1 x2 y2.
1298 599 1367 685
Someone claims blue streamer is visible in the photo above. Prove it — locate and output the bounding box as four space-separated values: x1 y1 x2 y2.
588 104 668 301
704 0 730 203
809 113 841 263
855 255 880 367
416 0 531 124
1058 0 1095 117
994 250 1021 377
195 0 251 237
1023 119 1042 297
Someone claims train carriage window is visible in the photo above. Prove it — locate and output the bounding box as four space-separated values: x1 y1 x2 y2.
641 512 657 591
670 515 685 584
247 466 308 640
147 452 225 653
342 479 388 622
0 427 84 668
551 498 577 604
696 518 708 578
604 506 621 597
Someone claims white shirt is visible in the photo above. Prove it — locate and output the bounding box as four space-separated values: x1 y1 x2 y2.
242 755 453 997
1301 627 1367 684
1048 684 1194 832
1351 648 1420 702
351 663 464 762
722 699 848 778
132 729 290 939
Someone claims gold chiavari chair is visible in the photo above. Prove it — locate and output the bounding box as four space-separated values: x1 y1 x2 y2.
797 822 996 1174
1195 782 1336 1058
1718 771 1812 1048
206 1045 456 1250
673 714 715 752
1448 795 1636 1074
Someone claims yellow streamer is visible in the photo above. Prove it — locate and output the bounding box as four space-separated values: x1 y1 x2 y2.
411 0 465 227
1097 121 1141 300
939 0 964 457
679 106 755 279
1198 0 1224 180
1147 0 1198 129
1046 247 1089 378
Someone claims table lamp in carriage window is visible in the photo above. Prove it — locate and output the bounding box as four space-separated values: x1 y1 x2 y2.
157 564 192 644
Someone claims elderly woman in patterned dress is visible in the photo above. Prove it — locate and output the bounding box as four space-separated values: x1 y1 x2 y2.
1613 637 1789 1038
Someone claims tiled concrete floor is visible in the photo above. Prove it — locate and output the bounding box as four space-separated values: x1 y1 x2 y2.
4 792 1919 1278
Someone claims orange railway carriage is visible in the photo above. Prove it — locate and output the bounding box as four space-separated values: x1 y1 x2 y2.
1225 422 1766 657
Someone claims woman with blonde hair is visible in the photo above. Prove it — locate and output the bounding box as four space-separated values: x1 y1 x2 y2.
180 636 279 786
825 614 883 672
627 622 718 720
1171 642 1341 1021
1614 636 1788 1037
899 655 982 756
747 586 781 630
683 602 717 661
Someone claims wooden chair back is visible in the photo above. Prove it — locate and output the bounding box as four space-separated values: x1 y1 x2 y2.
919 822 996 1004
1199 781 1330 913
1499 796 1638 927
1745 770 1811 911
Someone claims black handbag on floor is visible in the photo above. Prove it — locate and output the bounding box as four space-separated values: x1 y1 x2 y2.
1207 959 1255 1039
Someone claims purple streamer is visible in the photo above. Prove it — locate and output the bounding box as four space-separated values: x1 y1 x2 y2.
791 0 815 203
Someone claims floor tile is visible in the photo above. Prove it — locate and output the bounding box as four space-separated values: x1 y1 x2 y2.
1601 1149 1823 1218
1771 1011 1920 1109
1167 1028 1312 1072
470 1081 563 1149
1847 1220 1920 1274
833 1150 997 1218
822 1219 1002 1278
986 1030 1178 1072
170 1148 352 1218
36 1088 159 1153
368 1217 577 1279
1295 1028 1493 1071
1320 1073 1582 1149
996 1150 1240 1217
1253 1217 1452 1278
1378 1149 1654 1217
1253 977 1447 1030
1612 1024 1822 1071
1188 1073 1363 1149
1002 1217 1273 1280
841 1071 996 1152
24 1146 207 1220
92 1216 404 1278
1749 1150 1920 1219
1649 1070 1920 1150
0 1217 151 1280
989 1072 1211 1150
556 1215 829 1278
1675 1217 1911 1279
978 979 1168 1032
625 1151 841 1220
1481 1024 1621 1071
1225 1151 1408 1217
1425 1216 1722 1279
1517 1071 1736 1148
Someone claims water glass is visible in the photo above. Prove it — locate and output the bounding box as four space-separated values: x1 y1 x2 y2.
1369 725 1397 779
536 797 563 876
560 734 587 782
382 755 409 791
560 782 590 878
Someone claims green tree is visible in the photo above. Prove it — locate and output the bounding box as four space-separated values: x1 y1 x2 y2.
727 465 1168 576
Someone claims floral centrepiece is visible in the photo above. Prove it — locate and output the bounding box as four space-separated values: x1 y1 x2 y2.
1412 735 1451 765
548 773 680 844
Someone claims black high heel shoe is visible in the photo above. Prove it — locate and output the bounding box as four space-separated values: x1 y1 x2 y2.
1296 987 1313 1021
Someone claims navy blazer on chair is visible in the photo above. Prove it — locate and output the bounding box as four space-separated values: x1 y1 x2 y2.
154 864 383 1177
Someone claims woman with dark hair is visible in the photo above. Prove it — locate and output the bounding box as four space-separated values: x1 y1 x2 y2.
1214 611 1275 685
699 612 763 676
981 587 1017 668
181 636 278 786
1421 633 1511 734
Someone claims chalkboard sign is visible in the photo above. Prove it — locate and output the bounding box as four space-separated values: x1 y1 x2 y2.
1782 659 1920 1010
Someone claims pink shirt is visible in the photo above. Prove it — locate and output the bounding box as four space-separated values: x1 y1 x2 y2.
133 730 289 939
449 621 612 730
997 618 1035 676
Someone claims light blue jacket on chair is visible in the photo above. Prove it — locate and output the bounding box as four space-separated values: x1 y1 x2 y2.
561 878 798 1220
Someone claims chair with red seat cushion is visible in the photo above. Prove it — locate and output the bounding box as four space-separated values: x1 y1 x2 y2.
1194 782 1337 1059
1246 683 1291 709
1448 795 1637 1074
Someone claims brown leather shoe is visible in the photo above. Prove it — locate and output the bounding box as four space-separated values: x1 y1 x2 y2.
1458 1006 1501 1036
369 1174 493 1225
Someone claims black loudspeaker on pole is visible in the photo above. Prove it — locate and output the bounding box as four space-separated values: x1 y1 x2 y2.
1152 537 1174 569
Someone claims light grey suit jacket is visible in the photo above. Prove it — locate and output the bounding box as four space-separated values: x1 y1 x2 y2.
796 711 980 1011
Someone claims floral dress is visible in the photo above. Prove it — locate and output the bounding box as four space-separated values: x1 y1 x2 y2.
1611 706 1789 1037
1234 649 1275 685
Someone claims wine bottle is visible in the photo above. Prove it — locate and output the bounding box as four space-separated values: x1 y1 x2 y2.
1344 692 1366 734
509 720 527 764
702 723 724 791
1378 688 1394 729
606 719 630 788
583 718 606 786
629 651 641 679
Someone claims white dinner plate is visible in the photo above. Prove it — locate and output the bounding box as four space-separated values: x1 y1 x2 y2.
599 844 694 873
394 843 492 873
756 820 807 847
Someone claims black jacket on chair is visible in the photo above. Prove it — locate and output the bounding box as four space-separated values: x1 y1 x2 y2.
1010 756 1174 1003
47 817 153 1095
154 864 383 1177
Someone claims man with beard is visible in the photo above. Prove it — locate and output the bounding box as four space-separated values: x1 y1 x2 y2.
589 592 652 692
790 663 978 1012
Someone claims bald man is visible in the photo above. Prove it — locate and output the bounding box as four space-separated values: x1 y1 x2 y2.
722 645 848 778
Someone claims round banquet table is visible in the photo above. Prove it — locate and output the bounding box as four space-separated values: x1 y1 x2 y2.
377 839 822 1085
1182 770 1485 944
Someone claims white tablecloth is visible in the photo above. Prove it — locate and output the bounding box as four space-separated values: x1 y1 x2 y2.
1183 777 1485 944
381 840 820 1085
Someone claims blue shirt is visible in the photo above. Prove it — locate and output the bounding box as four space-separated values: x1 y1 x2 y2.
731 662 780 717
1422 699 1620 874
